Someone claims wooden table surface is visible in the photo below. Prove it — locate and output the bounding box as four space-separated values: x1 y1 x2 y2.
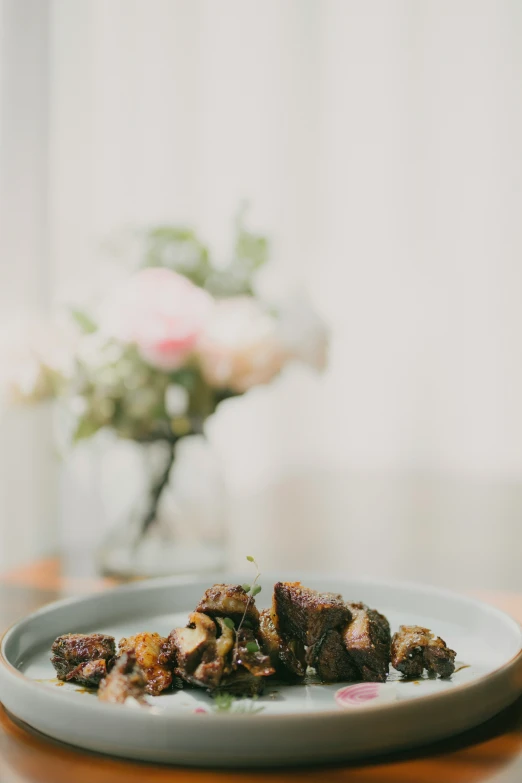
2 560 522 783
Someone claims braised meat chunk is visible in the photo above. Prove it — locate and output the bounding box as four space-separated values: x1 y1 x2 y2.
163 586 274 696
163 609 270 694
162 612 218 684
343 602 391 683
390 625 429 677
195 584 260 628
98 652 147 704
190 616 235 691
391 625 456 679
217 670 267 696
233 628 275 677
118 632 172 696
51 633 115 686
258 608 305 679
423 634 457 678
310 629 359 683
273 582 351 649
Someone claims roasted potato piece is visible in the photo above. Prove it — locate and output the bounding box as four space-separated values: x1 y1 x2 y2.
118 632 172 696
98 652 147 704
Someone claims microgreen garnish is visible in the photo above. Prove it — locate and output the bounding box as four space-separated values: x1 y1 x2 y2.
211 692 264 715
246 641 259 653
212 692 236 712
234 556 263 660
223 617 235 630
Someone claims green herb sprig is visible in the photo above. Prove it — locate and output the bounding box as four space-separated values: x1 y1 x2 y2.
227 556 263 662
212 692 264 715
236 556 262 639
212 692 236 712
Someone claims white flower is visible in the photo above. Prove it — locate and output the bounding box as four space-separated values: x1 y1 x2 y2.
165 384 189 417
0 317 76 406
75 332 123 371
277 295 329 371
197 297 287 393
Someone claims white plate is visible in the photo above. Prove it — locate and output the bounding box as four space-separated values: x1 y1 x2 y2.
1 574 521 767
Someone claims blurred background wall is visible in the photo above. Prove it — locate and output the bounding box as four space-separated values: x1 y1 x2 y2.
2 0 522 587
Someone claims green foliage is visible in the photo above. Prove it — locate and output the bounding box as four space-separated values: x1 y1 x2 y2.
234 202 269 271
144 226 211 289
70 308 97 334
169 367 197 391
72 416 102 444
142 205 269 298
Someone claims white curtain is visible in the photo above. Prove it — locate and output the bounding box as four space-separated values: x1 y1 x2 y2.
0 0 57 569
4 0 522 583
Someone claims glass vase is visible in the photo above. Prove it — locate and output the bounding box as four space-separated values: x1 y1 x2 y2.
96 433 227 579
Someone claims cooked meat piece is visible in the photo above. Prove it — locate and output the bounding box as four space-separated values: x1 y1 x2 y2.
51 633 115 686
163 607 274 695
258 609 279 663
161 612 216 675
189 618 235 690
162 612 229 690
233 628 275 677
191 648 225 689
423 634 456 678
281 638 307 678
118 632 172 696
390 625 429 677
215 617 235 661
216 668 267 697
273 582 351 649
343 602 391 683
391 625 456 679
66 659 109 686
258 608 306 679
309 630 359 683
98 652 147 704
195 584 260 628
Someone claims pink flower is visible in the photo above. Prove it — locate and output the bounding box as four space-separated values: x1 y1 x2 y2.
102 268 212 370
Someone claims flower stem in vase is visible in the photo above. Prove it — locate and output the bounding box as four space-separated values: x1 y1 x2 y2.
140 438 177 537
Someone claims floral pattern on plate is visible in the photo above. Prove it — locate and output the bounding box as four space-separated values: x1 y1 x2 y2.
335 682 398 708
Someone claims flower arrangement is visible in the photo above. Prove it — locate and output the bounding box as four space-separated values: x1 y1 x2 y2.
1 210 328 573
